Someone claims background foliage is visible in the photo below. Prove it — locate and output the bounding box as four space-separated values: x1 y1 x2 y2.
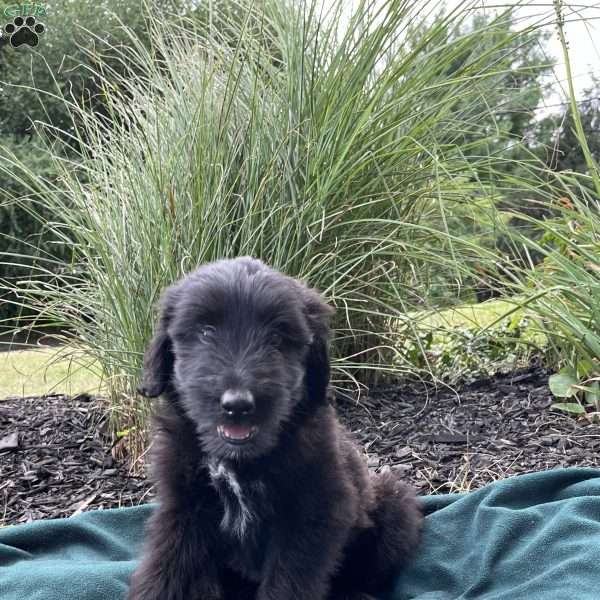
2 0 600 438
0 0 178 319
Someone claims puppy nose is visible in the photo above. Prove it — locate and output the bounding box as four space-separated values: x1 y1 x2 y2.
221 389 255 416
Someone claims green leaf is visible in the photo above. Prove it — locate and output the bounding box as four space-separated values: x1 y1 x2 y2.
550 402 586 415
508 312 522 331
584 381 600 406
548 367 579 398
577 359 595 378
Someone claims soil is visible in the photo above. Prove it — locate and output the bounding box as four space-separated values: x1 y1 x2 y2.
2 366 599 526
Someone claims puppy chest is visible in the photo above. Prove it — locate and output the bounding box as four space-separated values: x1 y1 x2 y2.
208 460 270 579
208 460 269 539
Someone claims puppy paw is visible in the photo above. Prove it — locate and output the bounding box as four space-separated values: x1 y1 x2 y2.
371 470 424 559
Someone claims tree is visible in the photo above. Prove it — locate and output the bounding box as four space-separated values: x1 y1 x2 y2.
0 0 179 322
537 75 600 175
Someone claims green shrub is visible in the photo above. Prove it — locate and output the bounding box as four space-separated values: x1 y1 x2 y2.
0 136 66 321
492 1 600 416
504 187 600 413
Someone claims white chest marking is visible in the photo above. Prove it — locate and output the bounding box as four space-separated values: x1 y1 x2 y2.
208 460 254 539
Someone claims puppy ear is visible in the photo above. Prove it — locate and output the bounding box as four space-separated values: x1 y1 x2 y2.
301 286 335 405
137 286 179 398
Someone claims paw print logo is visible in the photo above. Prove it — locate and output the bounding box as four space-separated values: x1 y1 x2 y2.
3 16 45 48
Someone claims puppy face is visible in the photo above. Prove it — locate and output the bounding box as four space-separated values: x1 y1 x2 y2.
139 257 334 462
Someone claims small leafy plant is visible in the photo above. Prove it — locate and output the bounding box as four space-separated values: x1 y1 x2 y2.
397 315 536 384
549 362 600 416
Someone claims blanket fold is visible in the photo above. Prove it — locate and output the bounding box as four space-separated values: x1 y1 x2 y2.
1 468 599 600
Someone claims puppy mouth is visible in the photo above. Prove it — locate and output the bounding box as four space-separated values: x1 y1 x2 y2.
218 424 258 444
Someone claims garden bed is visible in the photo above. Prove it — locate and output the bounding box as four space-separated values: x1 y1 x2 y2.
2 366 599 525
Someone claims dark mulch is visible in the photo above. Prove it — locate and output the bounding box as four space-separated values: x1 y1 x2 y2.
0 394 150 526
2 365 600 525
339 366 600 494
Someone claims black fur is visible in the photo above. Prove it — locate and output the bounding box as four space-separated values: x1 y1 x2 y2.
128 256 422 600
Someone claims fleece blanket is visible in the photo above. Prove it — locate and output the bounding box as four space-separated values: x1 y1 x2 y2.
1 468 599 600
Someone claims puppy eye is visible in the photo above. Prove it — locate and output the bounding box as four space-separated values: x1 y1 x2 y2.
269 333 282 347
199 325 216 338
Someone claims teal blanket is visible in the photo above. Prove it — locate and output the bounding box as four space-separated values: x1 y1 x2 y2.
1 468 600 599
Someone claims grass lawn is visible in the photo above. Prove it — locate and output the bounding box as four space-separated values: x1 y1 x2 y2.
422 300 519 329
0 347 105 399
417 298 545 345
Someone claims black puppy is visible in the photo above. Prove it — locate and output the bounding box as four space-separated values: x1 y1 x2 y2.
128 257 422 600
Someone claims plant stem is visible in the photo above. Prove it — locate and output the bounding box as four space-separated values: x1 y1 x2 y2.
553 0 600 197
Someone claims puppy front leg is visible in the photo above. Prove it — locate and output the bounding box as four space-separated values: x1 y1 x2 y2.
127 507 222 600
257 523 350 600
